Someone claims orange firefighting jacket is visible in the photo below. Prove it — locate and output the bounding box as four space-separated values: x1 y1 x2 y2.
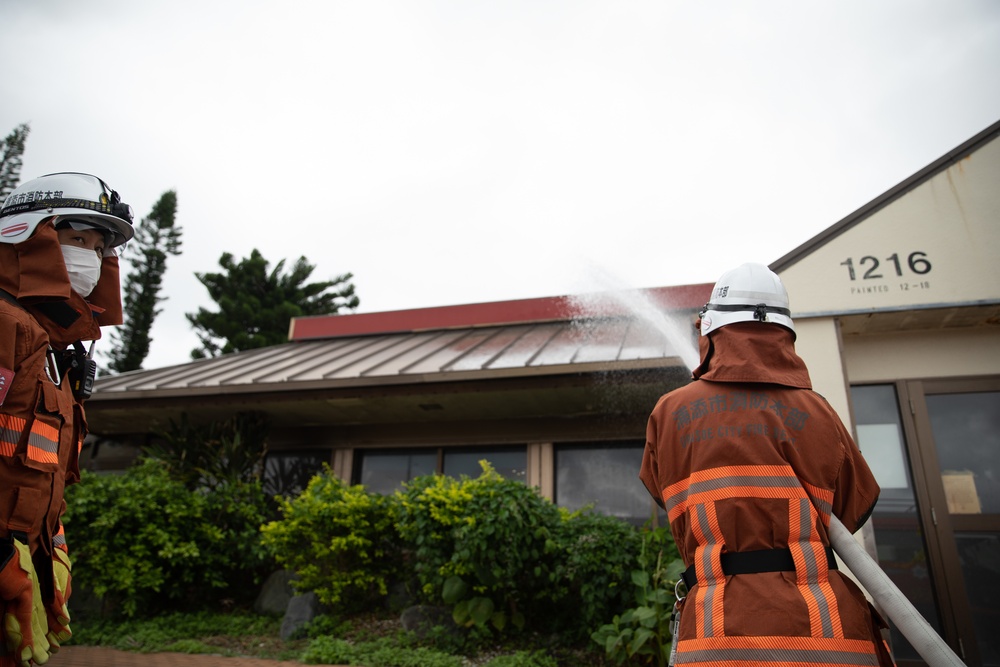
0 220 122 594
640 322 892 666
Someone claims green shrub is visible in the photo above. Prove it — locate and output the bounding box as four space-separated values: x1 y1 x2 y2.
144 411 269 492
590 526 684 666
300 636 355 664
70 611 280 651
396 463 562 634
289 613 353 641
260 467 401 610
540 509 645 640
301 635 464 667
483 650 560 667
63 460 272 617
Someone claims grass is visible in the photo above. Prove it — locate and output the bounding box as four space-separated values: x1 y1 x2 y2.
69 611 307 660
67 610 612 666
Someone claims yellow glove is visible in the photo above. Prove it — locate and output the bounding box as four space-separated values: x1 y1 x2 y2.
0 540 50 667
45 550 72 650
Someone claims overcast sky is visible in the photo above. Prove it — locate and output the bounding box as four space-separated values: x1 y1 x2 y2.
2 0 999 371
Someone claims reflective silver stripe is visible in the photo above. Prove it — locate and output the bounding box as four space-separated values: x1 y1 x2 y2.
677 647 878 665
690 475 802 495
693 504 721 638
27 429 58 455
0 425 21 452
810 495 833 518
794 497 836 638
665 474 803 516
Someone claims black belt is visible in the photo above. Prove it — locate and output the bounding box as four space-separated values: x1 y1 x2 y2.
681 546 837 589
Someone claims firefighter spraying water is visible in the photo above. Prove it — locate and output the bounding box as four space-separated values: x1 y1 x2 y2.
639 262 965 667
0 173 134 667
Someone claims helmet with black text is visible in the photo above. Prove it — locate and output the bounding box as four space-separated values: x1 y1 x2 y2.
699 262 795 337
0 172 134 250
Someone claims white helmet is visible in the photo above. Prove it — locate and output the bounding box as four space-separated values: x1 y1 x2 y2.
0 172 134 248
699 262 795 337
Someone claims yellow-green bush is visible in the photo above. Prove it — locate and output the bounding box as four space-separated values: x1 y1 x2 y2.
263 463 675 645
396 463 563 632
260 467 400 609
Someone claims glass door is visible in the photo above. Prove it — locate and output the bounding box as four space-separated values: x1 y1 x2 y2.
851 384 943 666
908 378 1000 666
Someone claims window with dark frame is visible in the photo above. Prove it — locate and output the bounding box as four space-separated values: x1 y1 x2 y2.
554 441 660 525
353 446 527 495
263 449 332 499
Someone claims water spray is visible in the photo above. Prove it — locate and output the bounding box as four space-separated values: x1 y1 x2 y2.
567 268 701 371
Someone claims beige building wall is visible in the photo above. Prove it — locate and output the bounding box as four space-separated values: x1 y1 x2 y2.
792 317 852 423
781 136 1000 318
844 327 1000 383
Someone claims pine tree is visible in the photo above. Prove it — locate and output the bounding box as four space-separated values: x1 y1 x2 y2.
187 249 359 358
0 123 30 201
107 191 182 373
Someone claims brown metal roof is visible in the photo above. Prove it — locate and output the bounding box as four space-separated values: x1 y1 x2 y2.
93 318 697 397
86 284 711 436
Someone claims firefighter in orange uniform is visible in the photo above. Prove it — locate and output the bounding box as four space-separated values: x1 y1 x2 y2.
640 263 894 666
0 173 133 666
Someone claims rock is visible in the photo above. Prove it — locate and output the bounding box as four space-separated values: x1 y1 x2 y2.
280 592 321 641
399 604 458 639
254 569 297 615
384 579 416 613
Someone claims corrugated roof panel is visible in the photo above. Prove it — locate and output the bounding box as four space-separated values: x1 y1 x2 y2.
151 346 285 389
240 337 363 383
286 334 410 380
443 327 526 372
95 361 199 392
365 330 473 376
280 337 388 381
207 341 332 386
570 319 629 363
398 328 500 375
485 324 562 369
329 331 459 379
528 324 589 366
619 319 673 360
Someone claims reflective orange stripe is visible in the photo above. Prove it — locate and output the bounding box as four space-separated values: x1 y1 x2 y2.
803 479 834 525
676 635 879 666
0 413 60 462
668 465 849 651
0 413 27 455
664 465 810 522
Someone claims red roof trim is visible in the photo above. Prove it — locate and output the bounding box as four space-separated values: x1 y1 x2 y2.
289 283 713 341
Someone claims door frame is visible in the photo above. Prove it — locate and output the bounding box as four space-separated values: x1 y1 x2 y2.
901 376 1000 665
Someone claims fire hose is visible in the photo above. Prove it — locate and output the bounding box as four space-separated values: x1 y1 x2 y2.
827 515 966 667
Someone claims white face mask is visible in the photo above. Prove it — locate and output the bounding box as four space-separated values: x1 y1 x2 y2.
60 245 103 297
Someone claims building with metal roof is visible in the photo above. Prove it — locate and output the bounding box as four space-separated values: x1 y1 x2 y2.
87 283 710 516
85 119 1000 664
